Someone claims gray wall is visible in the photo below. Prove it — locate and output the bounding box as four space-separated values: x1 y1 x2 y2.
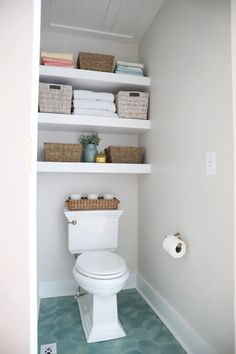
138 0 234 353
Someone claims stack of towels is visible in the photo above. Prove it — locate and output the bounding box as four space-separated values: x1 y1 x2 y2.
73 90 118 118
41 52 74 68
115 60 144 76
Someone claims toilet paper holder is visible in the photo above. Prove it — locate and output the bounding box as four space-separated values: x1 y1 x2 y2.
164 232 181 239
174 233 183 253
164 233 182 253
163 233 187 257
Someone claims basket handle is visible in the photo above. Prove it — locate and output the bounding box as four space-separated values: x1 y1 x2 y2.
49 84 62 90
129 92 140 97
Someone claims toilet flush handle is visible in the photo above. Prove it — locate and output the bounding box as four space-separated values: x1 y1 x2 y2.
68 220 77 225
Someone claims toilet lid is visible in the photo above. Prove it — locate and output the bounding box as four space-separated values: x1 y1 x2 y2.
75 251 127 279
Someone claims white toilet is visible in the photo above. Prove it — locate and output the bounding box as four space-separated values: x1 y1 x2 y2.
64 208 129 343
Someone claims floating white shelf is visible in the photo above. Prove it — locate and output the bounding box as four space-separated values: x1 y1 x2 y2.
37 162 151 174
39 65 150 92
38 113 150 134
38 66 151 175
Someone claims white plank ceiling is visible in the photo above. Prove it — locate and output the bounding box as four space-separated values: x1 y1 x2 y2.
41 0 164 43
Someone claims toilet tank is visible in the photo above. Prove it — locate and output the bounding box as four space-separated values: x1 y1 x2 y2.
64 208 124 253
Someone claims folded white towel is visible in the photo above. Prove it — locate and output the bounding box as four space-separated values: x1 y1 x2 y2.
73 99 116 112
73 108 118 118
73 90 114 102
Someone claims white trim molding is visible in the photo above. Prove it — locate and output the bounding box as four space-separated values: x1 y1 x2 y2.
39 279 78 298
231 0 236 351
136 273 217 354
39 272 137 299
30 0 41 353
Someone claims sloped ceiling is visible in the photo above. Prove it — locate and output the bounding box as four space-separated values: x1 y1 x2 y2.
41 0 164 43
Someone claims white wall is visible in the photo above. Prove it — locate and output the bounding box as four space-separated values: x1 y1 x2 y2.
37 132 138 291
37 172 137 281
138 0 234 353
38 32 139 295
0 0 39 353
231 1 236 351
41 29 139 64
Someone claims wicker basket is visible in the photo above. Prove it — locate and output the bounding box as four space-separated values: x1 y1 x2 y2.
44 143 83 162
65 198 120 210
105 146 144 164
39 83 72 114
116 91 149 120
77 52 114 72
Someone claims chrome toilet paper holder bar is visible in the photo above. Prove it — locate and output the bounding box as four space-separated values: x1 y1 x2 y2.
163 233 187 257
164 233 182 252
174 233 183 253
164 232 181 239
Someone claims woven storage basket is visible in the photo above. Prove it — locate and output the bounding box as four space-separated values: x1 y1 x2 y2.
105 146 144 164
39 83 72 114
44 143 83 162
116 91 149 120
65 198 120 210
77 52 114 72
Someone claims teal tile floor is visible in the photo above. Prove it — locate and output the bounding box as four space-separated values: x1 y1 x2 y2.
38 289 186 354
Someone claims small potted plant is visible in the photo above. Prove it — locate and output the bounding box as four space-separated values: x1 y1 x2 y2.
79 132 101 162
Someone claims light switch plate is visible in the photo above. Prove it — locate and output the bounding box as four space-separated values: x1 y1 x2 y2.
206 151 216 175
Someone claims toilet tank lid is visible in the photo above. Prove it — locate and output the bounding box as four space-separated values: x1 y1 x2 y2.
75 251 127 277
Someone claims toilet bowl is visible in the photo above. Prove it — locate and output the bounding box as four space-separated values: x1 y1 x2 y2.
73 251 129 295
73 250 129 343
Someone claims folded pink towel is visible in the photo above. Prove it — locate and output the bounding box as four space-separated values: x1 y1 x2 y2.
42 56 73 65
43 62 75 68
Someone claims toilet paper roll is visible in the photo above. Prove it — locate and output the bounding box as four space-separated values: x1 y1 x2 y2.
163 235 186 258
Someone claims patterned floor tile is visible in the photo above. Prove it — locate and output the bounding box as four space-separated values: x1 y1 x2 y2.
38 289 186 354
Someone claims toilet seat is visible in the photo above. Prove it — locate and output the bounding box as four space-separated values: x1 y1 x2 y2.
75 251 127 280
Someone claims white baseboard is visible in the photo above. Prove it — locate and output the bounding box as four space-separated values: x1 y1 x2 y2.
39 272 136 299
39 279 78 298
136 273 217 354
37 296 41 318
125 271 136 289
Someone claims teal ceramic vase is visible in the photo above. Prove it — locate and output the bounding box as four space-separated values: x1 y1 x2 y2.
84 144 97 162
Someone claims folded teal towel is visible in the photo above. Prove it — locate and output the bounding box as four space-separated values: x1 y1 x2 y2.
115 69 143 76
116 65 143 74
117 60 144 69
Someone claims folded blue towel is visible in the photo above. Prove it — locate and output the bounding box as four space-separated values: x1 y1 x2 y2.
116 65 143 74
115 69 144 76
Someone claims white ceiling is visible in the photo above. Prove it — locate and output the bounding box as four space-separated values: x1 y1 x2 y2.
41 0 164 43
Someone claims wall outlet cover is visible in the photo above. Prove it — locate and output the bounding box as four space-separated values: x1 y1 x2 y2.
40 343 57 354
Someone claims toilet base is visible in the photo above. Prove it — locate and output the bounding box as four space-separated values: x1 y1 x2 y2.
77 292 126 343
